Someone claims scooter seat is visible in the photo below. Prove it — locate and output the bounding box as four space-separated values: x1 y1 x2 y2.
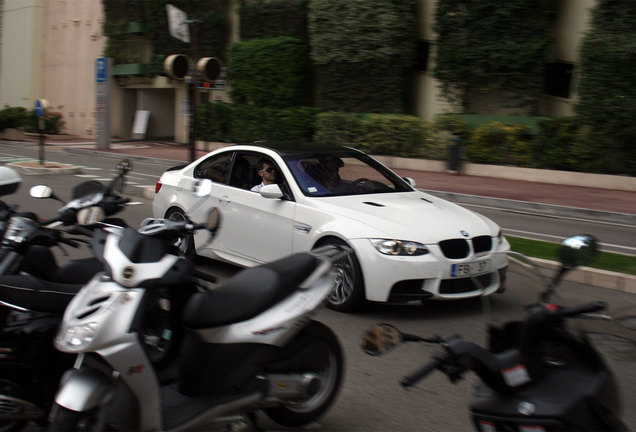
182 252 319 328
0 274 83 313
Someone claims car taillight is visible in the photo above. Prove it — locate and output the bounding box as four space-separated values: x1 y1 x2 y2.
155 180 162 194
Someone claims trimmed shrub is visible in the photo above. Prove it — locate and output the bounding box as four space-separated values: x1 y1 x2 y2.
0 106 28 131
465 122 531 166
24 109 65 134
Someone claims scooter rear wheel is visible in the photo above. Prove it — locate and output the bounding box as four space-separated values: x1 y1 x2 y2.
264 321 343 427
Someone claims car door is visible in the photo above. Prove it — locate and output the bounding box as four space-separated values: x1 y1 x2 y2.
199 151 296 266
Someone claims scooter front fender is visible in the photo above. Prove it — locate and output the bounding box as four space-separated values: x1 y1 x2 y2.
54 368 115 412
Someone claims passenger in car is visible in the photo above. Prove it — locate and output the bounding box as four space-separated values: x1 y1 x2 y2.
251 159 277 192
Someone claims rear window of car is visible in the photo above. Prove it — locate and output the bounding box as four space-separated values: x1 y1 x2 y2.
194 152 232 183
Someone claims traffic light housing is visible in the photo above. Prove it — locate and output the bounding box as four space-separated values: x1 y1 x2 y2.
197 57 223 81
163 54 189 79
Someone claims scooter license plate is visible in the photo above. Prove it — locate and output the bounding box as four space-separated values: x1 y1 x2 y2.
450 260 490 277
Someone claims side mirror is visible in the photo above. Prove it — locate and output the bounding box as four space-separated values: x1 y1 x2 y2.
360 323 404 356
194 179 213 197
77 207 105 225
116 159 132 176
403 177 416 188
259 184 284 199
206 207 221 232
543 234 599 302
559 234 598 269
30 185 53 199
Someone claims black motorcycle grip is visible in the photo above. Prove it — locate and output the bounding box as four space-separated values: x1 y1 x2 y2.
400 358 442 388
558 301 606 318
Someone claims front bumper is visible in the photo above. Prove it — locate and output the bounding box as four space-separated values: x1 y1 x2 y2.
350 237 510 303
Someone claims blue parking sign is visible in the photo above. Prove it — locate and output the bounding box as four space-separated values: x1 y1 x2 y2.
35 99 43 117
96 58 108 83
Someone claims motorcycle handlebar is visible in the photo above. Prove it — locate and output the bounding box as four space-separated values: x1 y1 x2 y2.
400 356 443 388
555 301 606 318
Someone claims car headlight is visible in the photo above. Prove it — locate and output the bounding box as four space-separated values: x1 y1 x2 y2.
370 239 429 256
55 322 98 352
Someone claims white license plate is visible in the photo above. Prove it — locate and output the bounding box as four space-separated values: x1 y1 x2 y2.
450 260 491 277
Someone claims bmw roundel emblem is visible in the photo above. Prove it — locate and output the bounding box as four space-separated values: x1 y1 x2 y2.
460 230 470 237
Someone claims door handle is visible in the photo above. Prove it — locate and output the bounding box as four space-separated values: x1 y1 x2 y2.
219 195 231 203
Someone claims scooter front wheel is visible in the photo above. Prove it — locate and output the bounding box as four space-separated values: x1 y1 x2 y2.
47 405 99 431
264 320 344 427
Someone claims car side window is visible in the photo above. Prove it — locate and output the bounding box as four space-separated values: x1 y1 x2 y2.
194 152 233 183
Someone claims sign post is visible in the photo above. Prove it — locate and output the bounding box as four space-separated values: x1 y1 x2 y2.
35 99 48 165
96 57 112 150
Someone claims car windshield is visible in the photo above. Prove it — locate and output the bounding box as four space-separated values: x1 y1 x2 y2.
284 149 412 197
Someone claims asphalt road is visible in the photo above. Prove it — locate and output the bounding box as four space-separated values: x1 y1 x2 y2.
2 143 635 431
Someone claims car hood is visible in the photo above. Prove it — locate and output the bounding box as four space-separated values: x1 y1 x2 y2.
312 191 499 242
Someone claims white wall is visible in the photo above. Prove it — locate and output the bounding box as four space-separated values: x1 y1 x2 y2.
42 0 106 136
0 0 44 108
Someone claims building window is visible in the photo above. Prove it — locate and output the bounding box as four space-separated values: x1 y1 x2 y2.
545 62 574 99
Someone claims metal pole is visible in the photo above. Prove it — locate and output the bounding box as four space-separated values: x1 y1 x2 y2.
186 19 199 163
38 117 45 165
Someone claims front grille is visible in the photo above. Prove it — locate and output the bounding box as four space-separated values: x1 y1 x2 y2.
439 273 493 294
388 280 433 303
438 239 469 259
472 235 492 254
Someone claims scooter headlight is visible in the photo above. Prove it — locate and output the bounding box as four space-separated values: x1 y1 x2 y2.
56 322 98 352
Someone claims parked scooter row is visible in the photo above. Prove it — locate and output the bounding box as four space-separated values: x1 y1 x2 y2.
362 235 627 431
0 160 142 430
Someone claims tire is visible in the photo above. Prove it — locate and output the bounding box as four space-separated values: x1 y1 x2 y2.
265 321 344 427
47 405 99 431
321 239 365 312
165 208 196 260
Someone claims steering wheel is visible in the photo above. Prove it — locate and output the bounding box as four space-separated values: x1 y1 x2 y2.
353 178 370 186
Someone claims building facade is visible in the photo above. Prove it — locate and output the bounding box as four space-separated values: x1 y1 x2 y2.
0 0 596 142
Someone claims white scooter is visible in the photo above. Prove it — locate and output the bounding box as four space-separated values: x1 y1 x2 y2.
47 193 346 430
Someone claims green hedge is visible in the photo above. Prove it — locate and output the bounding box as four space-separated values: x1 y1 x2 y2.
0 106 27 130
239 0 308 41
314 112 435 158
196 102 317 142
0 106 64 134
228 37 311 108
308 0 416 113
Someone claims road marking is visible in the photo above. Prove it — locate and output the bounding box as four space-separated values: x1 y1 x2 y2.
75 174 100 178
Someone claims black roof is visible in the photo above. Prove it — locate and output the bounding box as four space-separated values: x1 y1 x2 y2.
243 141 363 158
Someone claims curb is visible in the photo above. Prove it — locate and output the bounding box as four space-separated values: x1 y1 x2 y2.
6 161 82 175
530 258 636 295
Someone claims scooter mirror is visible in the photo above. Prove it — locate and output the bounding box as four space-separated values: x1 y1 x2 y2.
559 234 598 269
361 323 404 356
116 159 132 176
77 206 105 225
207 207 221 232
194 179 213 197
30 185 53 199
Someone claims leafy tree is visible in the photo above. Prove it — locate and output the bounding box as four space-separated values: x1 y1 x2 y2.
434 0 557 112
576 0 636 175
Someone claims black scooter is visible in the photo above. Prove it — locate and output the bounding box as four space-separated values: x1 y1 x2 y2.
361 234 627 432
0 160 136 431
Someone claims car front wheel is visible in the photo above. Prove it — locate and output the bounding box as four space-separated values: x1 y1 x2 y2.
321 239 364 312
165 208 195 259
